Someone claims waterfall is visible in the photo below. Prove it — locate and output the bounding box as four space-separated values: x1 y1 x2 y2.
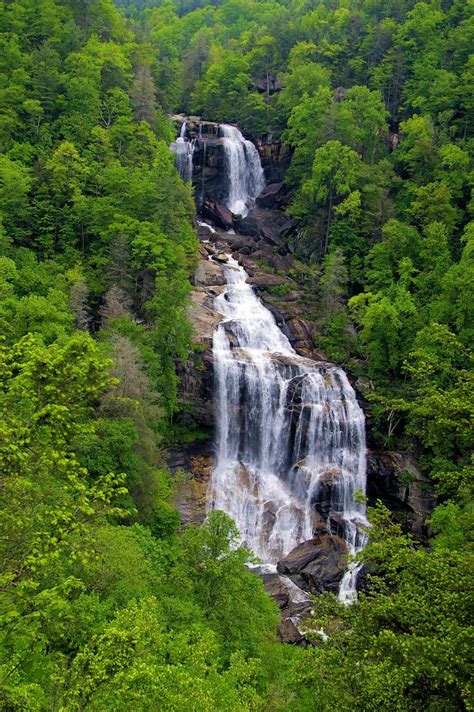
220 125 265 217
170 121 195 182
207 257 368 599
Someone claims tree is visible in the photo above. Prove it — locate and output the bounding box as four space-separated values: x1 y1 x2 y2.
171 511 279 659
395 114 436 181
192 50 267 134
181 29 211 108
396 324 473 460
333 85 389 162
279 42 331 116
130 63 157 126
291 140 363 256
0 156 32 240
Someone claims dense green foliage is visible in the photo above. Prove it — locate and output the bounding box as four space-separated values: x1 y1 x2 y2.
1 0 473 709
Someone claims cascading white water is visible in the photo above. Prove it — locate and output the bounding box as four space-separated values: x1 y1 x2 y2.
220 124 265 217
170 121 195 182
197 220 216 234
207 257 368 600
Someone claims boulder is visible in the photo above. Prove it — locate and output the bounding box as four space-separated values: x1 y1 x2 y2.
285 318 315 351
259 570 313 644
233 215 261 238
265 254 294 272
278 618 304 645
194 260 226 287
260 224 286 248
229 238 246 251
214 253 229 263
261 572 290 609
256 182 284 209
230 237 257 254
202 200 234 230
277 535 348 594
196 222 216 240
252 242 274 257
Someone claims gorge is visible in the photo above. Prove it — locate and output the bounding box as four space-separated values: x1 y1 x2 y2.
171 119 370 602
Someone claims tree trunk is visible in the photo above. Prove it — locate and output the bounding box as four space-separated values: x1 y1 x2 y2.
323 188 333 256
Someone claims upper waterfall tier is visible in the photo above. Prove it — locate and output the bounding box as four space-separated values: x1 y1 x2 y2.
170 119 266 215
220 124 265 217
170 121 195 182
207 257 368 599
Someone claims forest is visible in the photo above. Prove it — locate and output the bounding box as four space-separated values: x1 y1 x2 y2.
0 0 472 709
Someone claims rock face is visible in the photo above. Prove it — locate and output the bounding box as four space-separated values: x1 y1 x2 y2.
194 260 226 288
168 441 215 527
277 535 349 594
178 256 226 428
187 290 223 346
259 570 313 645
178 350 214 428
256 182 285 209
367 451 436 538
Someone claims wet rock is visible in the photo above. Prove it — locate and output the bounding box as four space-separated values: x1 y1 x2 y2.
197 223 216 240
260 570 313 644
261 507 277 539
277 535 348 594
234 255 257 275
326 514 346 539
202 200 233 230
199 243 214 258
214 253 229 263
308 468 345 523
367 451 436 539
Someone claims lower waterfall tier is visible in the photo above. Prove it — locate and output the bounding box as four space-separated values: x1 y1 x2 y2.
207 257 368 599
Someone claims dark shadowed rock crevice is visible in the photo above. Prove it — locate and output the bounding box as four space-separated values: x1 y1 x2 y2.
367 451 436 539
